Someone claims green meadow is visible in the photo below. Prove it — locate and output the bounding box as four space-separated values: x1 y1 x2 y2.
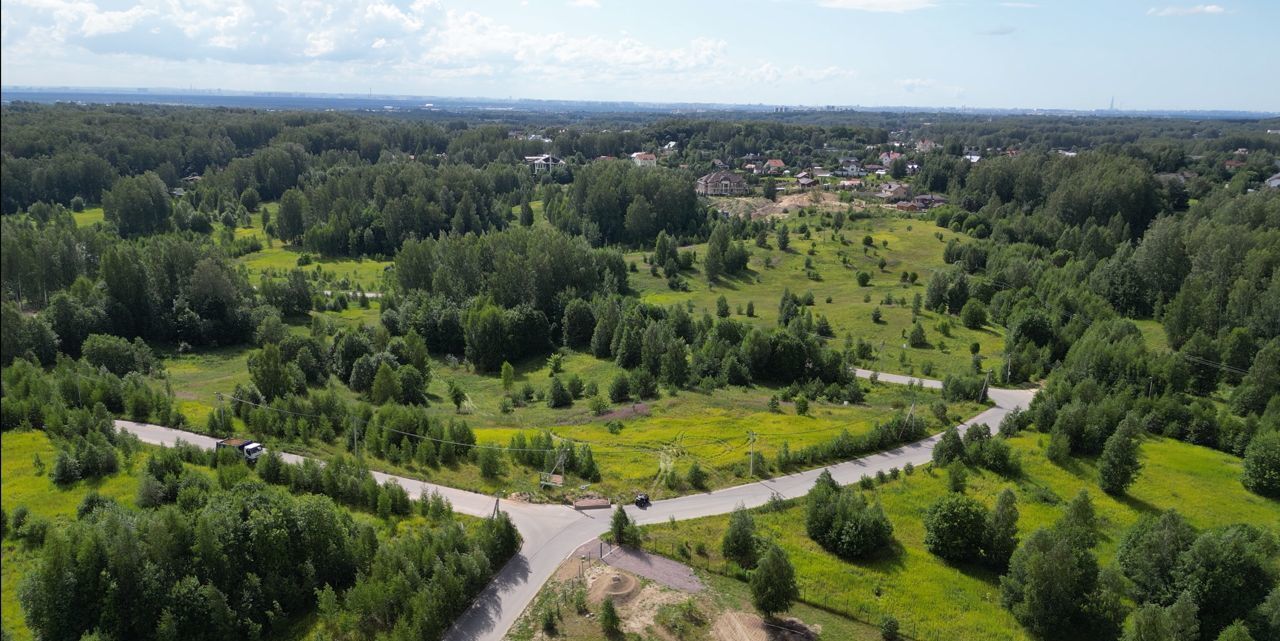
71 206 105 227
629 212 1005 380
640 433 1280 641
2 431 148 640
160 344 982 500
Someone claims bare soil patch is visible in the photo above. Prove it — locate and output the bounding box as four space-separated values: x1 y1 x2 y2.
711 612 820 641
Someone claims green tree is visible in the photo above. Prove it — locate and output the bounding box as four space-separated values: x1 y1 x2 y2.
961 299 988 329
248 343 294 401
448 380 467 412
609 373 630 403
984 488 1019 571
909 322 928 347
610 505 634 546
600 598 620 636
1242 431 1280 498
1000 527 1112 639
722 507 758 569
1099 421 1143 495
500 361 515 391
1215 623 1254 641
277 188 308 243
239 187 260 212
520 199 534 227
370 362 401 405
776 225 790 251
1181 331 1220 396
750 543 799 618
1174 524 1275 639
933 426 965 465
923 493 988 563
716 295 730 318
547 377 572 408
624 195 656 242
103 172 171 237
1116 510 1197 606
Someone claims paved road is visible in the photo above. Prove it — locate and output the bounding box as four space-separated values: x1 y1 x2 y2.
115 379 1035 641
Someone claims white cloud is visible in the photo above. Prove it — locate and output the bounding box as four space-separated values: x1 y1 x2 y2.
569 0 600 7
818 0 935 12
1147 4 1226 16
898 78 936 92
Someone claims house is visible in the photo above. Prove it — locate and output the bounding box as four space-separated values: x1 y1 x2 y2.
763 159 786 174
741 153 764 166
879 151 903 166
663 141 679 152
711 159 728 170
695 171 749 196
912 194 948 210
797 177 818 190
895 202 919 212
916 139 941 153
838 179 864 190
1266 173 1280 189
963 154 982 163
524 154 566 173
864 163 884 173
1225 159 1246 170
630 152 657 167
795 171 811 180
879 182 910 201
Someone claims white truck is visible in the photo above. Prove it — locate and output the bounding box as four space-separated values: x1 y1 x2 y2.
217 437 265 463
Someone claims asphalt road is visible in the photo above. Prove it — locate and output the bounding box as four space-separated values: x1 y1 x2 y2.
115 376 1035 641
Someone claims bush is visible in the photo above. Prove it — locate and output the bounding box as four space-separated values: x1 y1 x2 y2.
805 471 894 560
923 493 988 563
1242 431 1280 498
609 374 630 403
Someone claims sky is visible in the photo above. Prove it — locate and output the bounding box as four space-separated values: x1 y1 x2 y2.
1 0 1277 111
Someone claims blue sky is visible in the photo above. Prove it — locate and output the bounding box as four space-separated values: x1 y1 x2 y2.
2 0 1276 111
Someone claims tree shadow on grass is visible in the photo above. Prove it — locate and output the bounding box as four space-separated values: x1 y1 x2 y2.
1114 492 1160 518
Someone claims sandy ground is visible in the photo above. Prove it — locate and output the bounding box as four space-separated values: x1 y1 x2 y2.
711 612 820 641
711 192 866 220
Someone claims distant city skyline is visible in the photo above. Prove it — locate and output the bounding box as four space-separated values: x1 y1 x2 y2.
2 0 1277 112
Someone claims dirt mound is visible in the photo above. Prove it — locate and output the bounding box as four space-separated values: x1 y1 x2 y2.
711 612 819 641
588 570 639 603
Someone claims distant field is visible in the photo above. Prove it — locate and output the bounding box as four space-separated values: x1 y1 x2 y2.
629 212 1004 379
72 206 105 227
641 433 1280 641
233 205 392 291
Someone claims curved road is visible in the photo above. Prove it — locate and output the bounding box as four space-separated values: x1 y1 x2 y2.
115 370 1035 641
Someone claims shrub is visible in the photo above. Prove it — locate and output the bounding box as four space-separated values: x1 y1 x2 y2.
923 493 988 563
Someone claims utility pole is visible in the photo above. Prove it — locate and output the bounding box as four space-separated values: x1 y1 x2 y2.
748 431 758 478
980 371 990 402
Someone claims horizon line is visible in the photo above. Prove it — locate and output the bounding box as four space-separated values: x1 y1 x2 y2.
3 85 1278 119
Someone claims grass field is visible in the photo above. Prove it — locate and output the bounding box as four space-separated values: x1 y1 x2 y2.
158 343 981 500
369 351 979 498
1 431 146 640
72 206 105 227
640 432 1280 641
628 212 1004 380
